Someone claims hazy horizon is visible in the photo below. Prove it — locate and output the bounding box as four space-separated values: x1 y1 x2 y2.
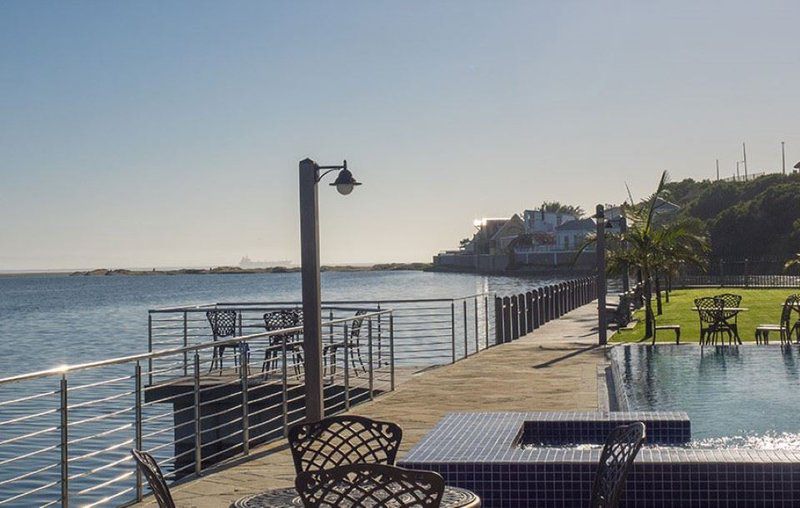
2 1 799 271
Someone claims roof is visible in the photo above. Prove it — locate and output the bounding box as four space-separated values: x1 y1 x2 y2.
556 218 596 232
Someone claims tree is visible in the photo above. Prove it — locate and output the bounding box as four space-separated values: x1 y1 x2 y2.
539 201 585 218
459 237 472 250
604 172 709 338
785 253 800 273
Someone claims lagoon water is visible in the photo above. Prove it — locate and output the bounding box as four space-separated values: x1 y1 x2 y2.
0 270 564 378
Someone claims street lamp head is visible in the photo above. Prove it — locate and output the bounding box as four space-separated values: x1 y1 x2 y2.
330 167 361 195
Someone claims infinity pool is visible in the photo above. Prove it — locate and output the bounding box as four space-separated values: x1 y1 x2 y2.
611 344 800 450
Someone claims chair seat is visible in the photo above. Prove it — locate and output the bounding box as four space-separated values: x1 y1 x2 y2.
756 324 784 330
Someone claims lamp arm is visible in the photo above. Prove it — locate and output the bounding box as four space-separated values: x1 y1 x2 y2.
315 160 348 182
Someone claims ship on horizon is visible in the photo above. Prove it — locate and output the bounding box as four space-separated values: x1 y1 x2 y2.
238 256 293 269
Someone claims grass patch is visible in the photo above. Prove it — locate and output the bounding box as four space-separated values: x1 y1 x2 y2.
612 288 799 343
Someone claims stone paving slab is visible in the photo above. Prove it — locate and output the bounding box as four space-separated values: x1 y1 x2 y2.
136 302 607 507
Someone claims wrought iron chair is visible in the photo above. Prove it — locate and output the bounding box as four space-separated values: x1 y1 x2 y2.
716 293 743 342
347 310 369 375
590 422 646 508
695 297 729 345
263 310 303 377
205 309 239 373
287 415 402 474
131 449 176 508
295 463 445 508
756 294 800 345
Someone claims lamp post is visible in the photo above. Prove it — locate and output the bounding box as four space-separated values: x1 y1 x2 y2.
299 158 361 423
595 205 607 345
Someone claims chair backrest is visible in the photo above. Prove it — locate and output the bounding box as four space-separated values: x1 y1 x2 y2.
781 295 800 329
295 463 445 508
264 310 300 339
349 309 369 342
716 293 742 319
288 415 402 474
131 449 176 508
694 297 723 325
206 309 237 338
591 422 646 508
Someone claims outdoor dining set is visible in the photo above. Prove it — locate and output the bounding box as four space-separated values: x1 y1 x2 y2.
691 293 800 345
131 414 647 507
203 308 371 379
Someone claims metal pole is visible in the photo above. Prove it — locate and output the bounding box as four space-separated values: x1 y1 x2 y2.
389 314 395 391
368 320 374 400
135 362 143 501
60 374 69 508
450 302 456 363
299 158 324 423
620 216 629 294
716 158 720 181
463 300 468 357
743 142 748 179
596 204 608 345
147 314 153 386
193 353 202 475
183 311 188 377
474 298 479 352
240 341 250 456
281 339 289 434
343 323 350 410
484 296 489 349
782 141 786 175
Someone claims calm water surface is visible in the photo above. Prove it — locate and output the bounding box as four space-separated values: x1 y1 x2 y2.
614 344 800 449
0 270 564 377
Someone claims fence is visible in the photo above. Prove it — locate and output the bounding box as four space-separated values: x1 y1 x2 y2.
674 274 800 288
493 277 597 343
0 280 597 507
0 310 391 507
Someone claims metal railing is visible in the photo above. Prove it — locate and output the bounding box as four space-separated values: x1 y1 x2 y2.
674 274 800 288
147 295 499 372
0 310 391 507
0 280 598 507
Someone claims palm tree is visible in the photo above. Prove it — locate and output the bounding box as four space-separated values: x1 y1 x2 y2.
540 201 585 218
597 172 709 338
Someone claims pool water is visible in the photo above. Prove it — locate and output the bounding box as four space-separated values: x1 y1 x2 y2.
612 344 800 450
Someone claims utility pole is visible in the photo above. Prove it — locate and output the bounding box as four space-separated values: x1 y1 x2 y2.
782 141 786 175
742 142 748 180
595 205 607 346
736 161 740 181
716 159 720 181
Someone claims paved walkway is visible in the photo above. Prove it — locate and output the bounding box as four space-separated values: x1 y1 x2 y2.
139 302 608 507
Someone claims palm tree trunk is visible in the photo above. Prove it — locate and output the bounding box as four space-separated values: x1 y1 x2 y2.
654 274 663 315
665 274 671 303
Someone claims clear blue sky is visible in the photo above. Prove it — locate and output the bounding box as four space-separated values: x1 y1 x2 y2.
1 1 798 270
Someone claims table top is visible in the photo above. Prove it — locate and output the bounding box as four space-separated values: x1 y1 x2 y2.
691 307 749 311
232 485 480 508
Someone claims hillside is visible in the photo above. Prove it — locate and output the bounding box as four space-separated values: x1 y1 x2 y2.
663 173 800 267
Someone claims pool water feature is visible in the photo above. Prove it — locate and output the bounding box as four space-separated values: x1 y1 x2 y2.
611 344 800 449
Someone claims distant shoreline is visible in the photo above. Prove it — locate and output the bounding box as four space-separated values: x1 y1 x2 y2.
0 263 433 277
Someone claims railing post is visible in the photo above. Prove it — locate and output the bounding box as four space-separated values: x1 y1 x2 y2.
518 293 526 336
474 298 479 352
494 297 503 345
389 314 395 391
147 314 153 386
135 362 143 501
463 300 468 357
377 304 382 367
240 341 250 456
450 302 456 363
503 296 512 342
282 339 289 432
368 319 374 400
193 353 202 475
343 323 350 410
183 311 188 377
484 296 489 349
60 374 69 508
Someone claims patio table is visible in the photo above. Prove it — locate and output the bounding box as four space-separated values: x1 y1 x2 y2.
691 307 748 344
231 485 481 508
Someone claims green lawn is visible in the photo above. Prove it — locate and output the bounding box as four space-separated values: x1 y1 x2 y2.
612 288 798 343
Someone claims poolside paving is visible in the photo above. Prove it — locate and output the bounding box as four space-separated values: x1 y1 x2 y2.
137 301 609 507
